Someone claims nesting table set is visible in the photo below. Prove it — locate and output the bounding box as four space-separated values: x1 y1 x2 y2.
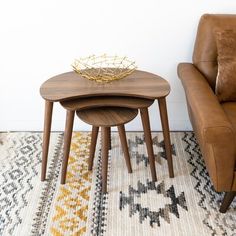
40 69 174 192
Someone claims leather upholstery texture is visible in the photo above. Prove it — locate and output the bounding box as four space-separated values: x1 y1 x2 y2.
215 30 236 102
193 14 236 89
178 14 236 193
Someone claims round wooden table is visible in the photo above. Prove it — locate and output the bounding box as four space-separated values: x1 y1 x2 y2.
40 69 174 181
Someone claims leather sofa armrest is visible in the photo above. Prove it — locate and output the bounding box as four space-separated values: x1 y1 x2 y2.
178 63 234 136
178 63 235 191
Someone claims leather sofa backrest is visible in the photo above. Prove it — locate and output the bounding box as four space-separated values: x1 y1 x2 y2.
193 14 236 89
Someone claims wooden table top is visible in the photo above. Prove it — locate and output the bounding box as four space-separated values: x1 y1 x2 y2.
40 70 170 102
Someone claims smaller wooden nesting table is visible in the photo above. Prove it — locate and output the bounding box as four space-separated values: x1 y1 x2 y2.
40 69 174 181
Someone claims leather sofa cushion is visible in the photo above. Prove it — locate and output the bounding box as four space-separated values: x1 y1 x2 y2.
193 14 236 89
215 30 236 102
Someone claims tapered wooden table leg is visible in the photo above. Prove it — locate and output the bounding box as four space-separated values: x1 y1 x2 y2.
88 126 99 170
140 108 157 182
101 127 109 194
220 191 236 213
108 128 111 150
41 100 53 181
61 110 75 184
118 125 132 173
158 97 174 178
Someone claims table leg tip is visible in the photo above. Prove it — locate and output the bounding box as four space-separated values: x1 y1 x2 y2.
41 176 46 181
219 208 227 213
169 173 174 178
102 189 107 194
152 177 157 182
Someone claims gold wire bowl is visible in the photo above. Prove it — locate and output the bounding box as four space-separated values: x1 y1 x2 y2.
72 54 137 83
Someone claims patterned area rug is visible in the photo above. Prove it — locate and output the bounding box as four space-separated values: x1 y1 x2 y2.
0 132 235 236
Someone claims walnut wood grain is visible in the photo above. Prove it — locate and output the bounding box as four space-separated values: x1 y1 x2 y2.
101 127 109 193
158 97 174 178
118 125 132 173
41 101 53 181
77 107 138 193
61 96 154 111
76 107 138 127
140 107 157 182
40 70 170 101
88 126 99 171
40 69 173 185
61 110 75 184
219 191 236 213
108 127 111 150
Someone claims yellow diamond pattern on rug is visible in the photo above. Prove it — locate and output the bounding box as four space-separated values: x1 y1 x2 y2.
50 132 92 236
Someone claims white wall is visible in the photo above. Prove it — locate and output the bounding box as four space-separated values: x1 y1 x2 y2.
0 0 236 131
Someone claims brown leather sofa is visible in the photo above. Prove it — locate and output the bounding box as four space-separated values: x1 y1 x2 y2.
178 14 236 213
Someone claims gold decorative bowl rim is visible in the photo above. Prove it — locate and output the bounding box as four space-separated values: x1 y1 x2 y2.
72 54 137 83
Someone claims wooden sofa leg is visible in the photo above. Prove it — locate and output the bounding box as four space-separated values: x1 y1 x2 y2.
219 191 236 213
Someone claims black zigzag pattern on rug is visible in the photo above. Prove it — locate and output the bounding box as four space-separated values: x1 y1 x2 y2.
119 179 187 227
182 132 236 236
90 149 109 236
